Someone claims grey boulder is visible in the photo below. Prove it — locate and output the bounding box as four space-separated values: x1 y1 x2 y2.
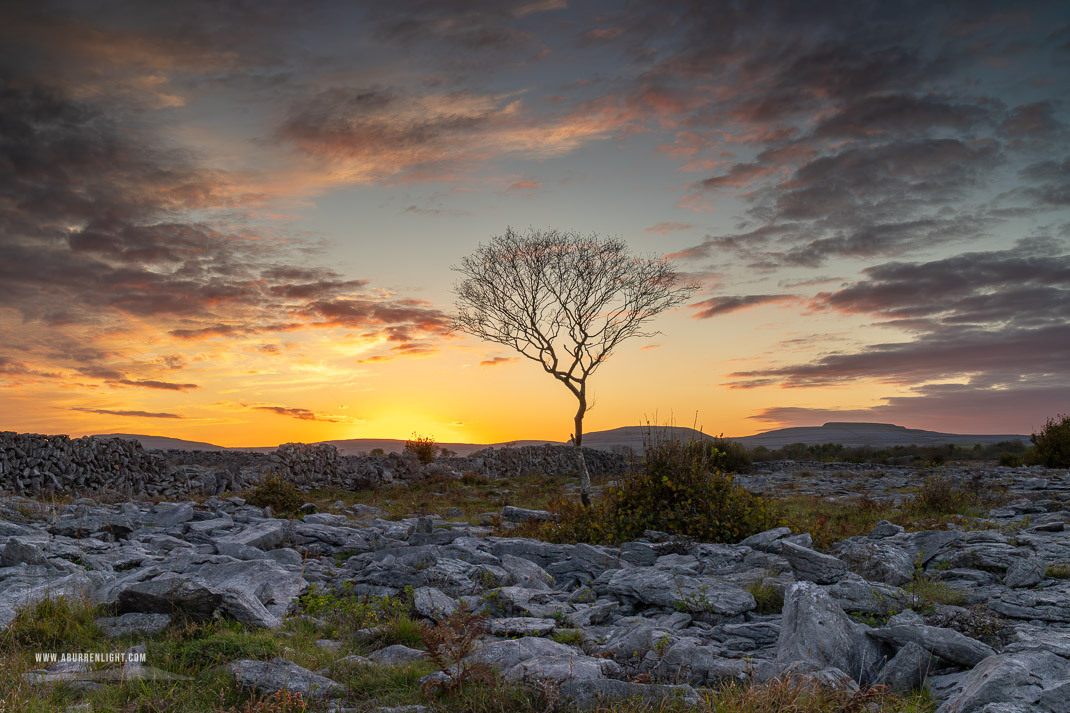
603 568 755 616
227 658 344 700
116 575 222 618
936 650 1070 713
868 625 995 668
877 641 937 693
776 581 886 684
1004 557 1047 589
780 541 848 584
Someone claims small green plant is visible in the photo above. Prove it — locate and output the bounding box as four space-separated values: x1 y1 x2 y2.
405 433 438 464
243 474 302 516
550 628 583 646
653 632 672 656
745 579 785 615
1028 414 1070 467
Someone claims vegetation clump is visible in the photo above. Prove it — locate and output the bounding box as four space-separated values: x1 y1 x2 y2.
1028 413 1070 467
998 451 1023 467
243 474 303 516
1 596 104 650
298 583 420 648
405 433 438 464
419 605 494 696
706 435 753 473
745 579 785 615
544 432 780 545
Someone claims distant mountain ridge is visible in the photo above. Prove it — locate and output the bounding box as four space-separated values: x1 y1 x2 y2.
94 421 1028 455
735 422 1028 450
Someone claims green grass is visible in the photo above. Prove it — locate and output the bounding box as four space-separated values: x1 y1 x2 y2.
744 579 785 615
1046 563 1070 579
778 475 1008 550
909 578 967 610
147 618 281 676
306 470 576 523
550 628 584 645
0 595 107 651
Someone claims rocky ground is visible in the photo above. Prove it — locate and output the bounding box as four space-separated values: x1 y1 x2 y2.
2 462 1069 712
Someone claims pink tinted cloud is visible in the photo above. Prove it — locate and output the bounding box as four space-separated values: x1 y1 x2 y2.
646 222 694 234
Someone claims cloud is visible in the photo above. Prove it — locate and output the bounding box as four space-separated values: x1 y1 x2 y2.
690 294 795 319
729 323 1070 389
507 180 542 190
479 356 517 366
645 222 694 234
72 407 183 419
251 405 354 423
812 94 990 139
1000 101 1065 139
0 79 456 389
747 382 1070 434
812 248 1070 327
275 86 638 183
0 356 62 380
112 379 199 391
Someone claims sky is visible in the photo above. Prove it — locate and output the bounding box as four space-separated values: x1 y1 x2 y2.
1 0 1069 447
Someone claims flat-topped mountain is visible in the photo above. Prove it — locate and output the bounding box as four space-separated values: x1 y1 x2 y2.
94 421 1028 455
736 422 1028 449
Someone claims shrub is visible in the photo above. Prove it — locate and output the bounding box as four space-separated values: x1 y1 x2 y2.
1028 414 1070 468
243 474 302 516
543 431 780 545
707 435 753 473
405 433 437 464
419 605 493 696
998 451 1023 467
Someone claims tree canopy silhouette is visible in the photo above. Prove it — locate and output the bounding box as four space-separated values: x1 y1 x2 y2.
452 227 697 505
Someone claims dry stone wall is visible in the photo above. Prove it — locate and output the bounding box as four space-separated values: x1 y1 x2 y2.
0 432 629 498
0 432 168 495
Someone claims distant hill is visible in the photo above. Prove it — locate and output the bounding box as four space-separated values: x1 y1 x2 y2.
93 433 237 452
94 421 1028 455
91 433 559 456
734 422 1028 449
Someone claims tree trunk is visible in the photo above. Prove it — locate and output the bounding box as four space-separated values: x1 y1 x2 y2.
574 389 591 508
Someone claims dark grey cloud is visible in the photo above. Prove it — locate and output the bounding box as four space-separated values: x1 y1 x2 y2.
813 248 1070 326
729 323 1070 389
112 379 199 391
613 1 1069 269
728 243 1070 390
71 407 183 419
747 382 1070 434
690 294 795 319
813 94 991 139
251 405 350 422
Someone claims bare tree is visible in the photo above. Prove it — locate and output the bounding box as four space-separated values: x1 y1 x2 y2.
452 227 697 506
